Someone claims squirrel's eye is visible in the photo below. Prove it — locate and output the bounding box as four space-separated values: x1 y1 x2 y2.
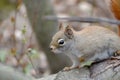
58 39 65 46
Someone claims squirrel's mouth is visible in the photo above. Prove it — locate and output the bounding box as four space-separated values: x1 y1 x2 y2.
50 45 63 54
51 48 62 54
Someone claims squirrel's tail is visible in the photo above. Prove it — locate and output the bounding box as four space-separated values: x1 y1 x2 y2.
111 0 120 36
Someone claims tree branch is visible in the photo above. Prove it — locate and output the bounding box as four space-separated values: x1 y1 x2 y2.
37 59 120 80
43 16 120 25
0 64 34 80
0 58 120 80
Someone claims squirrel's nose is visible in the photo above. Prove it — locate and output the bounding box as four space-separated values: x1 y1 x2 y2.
49 46 55 51
50 47 53 51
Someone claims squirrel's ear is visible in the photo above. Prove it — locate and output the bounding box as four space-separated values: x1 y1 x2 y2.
59 23 64 30
64 25 73 39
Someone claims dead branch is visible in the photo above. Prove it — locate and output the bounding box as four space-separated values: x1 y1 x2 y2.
43 16 120 25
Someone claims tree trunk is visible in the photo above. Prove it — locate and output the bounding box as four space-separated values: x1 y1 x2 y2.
23 0 69 73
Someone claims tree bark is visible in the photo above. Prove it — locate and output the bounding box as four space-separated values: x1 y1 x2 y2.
38 59 120 80
1 59 120 80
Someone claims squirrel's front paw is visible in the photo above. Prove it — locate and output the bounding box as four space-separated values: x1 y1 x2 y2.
62 66 79 71
63 67 71 71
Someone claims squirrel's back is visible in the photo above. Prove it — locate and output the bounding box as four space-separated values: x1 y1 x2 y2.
74 26 120 60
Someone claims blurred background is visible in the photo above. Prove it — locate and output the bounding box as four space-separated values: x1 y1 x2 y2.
0 0 118 79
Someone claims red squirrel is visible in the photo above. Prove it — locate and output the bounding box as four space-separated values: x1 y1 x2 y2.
49 0 120 71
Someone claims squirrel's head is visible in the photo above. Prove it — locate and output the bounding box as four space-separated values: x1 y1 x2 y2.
50 23 75 54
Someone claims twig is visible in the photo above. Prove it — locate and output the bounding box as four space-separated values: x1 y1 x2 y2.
11 2 18 62
43 16 120 25
26 49 41 76
26 54 35 70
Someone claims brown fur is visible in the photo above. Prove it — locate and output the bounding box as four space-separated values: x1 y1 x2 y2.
111 0 120 35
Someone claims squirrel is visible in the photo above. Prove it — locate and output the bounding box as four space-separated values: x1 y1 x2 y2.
49 0 120 71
